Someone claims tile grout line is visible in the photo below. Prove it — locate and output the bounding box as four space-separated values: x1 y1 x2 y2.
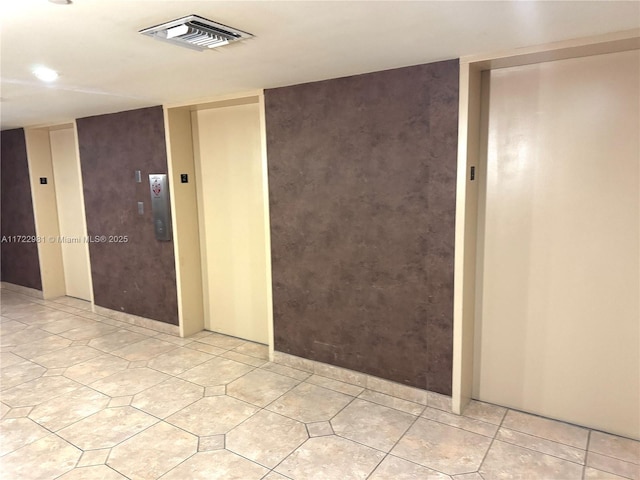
269 433 313 477
483 409 598 474
356 389 426 416
1 412 60 457
493 434 589 468
3 290 638 479
265 384 364 477
364 407 423 480
420 409 498 438
504 407 593 447
153 446 199 479
584 431 640 467
494 423 590 459
582 429 592 480
475 405 509 476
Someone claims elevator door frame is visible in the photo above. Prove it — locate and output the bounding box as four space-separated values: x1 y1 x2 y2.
451 30 640 415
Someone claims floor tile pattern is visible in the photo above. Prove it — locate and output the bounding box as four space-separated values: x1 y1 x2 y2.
1 290 638 479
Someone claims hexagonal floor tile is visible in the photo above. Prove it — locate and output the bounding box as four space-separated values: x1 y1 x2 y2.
32 345 102 369
160 449 268 479
0 360 46 391
57 406 157 450
131 377 203 418
276 435 385 480
227 409 308 468
0 417 50 455
178 357 254 387
1 376 82 408
28 386 110 431
57 465 127 479
391 418 492 476
166 396 259 436
89 367 169 397
0 434 81 479
63 353 129 385
331 398 416 452
108 421 198 479
266 382 353 423
227 369 300 407
369 455 452 479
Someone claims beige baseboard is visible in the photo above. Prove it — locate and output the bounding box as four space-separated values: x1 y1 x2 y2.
92 305 180 336
0 282 44 299
272 350 451 412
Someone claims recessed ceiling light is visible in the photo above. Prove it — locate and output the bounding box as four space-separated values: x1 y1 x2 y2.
48 0 72 4
33 66 59 82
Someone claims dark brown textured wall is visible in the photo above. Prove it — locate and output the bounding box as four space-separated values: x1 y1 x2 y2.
76 106 178 325
265 60 459 394
1 128 42 290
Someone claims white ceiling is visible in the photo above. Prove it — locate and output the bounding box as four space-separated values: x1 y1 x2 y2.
1 1 638 130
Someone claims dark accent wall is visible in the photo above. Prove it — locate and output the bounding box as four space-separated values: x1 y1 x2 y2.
76 106 178 325
265 60 459 394
1 128 42 290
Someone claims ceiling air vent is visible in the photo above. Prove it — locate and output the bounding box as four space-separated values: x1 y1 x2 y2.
139 14 253 51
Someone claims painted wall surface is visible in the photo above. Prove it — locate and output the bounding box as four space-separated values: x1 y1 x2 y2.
474 50 639 439
0 128 42 290
265 60 459 394
76 106 178 324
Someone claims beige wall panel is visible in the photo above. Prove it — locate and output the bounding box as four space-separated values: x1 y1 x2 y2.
258 94 275 357
24 128 66 299
474 50 639 439
49 127 92 301
452 64 482 413
193 102 269 344
164 107 204 337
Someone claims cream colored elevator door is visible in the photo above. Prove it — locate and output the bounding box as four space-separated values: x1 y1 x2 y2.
192 102 269 344
474 50 639 439
49 127 92 301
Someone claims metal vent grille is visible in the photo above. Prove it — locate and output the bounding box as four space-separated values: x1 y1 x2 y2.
139 15 252 51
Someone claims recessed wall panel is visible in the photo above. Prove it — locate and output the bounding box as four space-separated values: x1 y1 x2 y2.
0 128 42 290
76 106 178 325
265 60 459 393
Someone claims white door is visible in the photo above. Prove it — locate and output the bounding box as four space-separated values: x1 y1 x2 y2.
49 127 92 301
474 50 639 439
192 101 270 344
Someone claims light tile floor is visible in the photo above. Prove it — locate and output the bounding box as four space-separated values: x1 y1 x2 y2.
1 289 638 479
